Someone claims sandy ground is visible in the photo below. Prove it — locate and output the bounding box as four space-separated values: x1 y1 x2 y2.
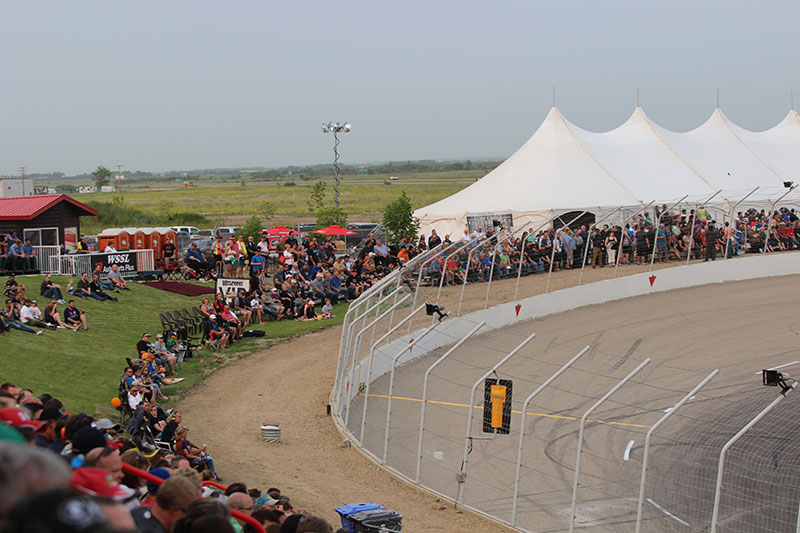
178 257 789 531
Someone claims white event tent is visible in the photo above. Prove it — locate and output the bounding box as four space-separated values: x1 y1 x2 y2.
414 106 800 237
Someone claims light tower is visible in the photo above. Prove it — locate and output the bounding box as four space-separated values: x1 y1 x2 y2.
321 121 351 208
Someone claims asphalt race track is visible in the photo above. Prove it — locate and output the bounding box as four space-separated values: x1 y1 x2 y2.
346 274 800 532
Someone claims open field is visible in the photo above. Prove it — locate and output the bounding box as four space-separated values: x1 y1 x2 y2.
0 274 347 416
80 170 479 233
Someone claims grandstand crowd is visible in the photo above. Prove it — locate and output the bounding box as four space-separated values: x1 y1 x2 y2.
0 381 340 532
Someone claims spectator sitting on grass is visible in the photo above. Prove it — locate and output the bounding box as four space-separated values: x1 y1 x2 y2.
39 274 64 303
43 300 75 330
90 273 118 301
107 265 130 291
92 264 116 291
63 299 89 331
2 299 42 334
5 273 26 303
320 298 333 319
20 300 56 330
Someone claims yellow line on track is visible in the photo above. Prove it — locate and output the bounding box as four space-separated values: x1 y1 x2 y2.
359 393 651 429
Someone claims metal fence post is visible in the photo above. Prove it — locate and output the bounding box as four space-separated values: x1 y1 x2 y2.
710 382 798 533
343 294 411 425
382 320 443 464
578 207 622 284
723 187 758 260
569 358 651 533
685 190 722 265
648 196 688 273
457 235 491 316
416 321 486 483
634 369 719 533
359 305 426 444
511 346 590 526
457 332 537 505
614 203 652 278
514 219 554 301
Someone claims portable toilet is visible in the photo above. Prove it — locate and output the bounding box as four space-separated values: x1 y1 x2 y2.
133 228 149 251
117 229 134 250
148 228 162 260
98 228 121 251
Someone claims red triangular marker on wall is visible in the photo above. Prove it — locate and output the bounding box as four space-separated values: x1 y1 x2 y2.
515 304 521 316
648 275 656 286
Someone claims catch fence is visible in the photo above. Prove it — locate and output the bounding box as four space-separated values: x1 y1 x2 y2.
330 219 800 532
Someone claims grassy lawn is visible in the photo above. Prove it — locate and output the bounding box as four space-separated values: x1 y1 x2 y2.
0 274 346 417
81 172 479 233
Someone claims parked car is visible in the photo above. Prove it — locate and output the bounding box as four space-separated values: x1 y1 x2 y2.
214 226 243 239
171 226 201 236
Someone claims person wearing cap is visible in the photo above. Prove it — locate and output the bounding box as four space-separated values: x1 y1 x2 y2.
206 313 229 349
151 333 178 375
34 405 64 448
5 273 27 303
0 406 49 442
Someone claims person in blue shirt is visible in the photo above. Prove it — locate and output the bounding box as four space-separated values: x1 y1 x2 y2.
185 244 206 275
7 241 25 271
21 239 36 271
249 252 265 278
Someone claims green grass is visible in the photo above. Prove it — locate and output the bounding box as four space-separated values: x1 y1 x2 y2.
80 171 480 233
0 274 347 417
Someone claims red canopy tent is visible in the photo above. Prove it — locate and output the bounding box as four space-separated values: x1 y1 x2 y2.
312 224 358 236
261 225 295 236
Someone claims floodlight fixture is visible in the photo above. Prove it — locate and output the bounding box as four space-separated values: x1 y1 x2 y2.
426 302 449 322
321 121 351 208
784 181 794 189
763 369 794 395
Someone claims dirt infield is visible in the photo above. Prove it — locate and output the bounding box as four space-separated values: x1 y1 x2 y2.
179 265 799 531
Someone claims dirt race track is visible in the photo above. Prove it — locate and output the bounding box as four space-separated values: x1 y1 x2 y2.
182 272 800 532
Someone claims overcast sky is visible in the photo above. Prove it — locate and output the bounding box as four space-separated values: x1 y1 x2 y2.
1 0 798 176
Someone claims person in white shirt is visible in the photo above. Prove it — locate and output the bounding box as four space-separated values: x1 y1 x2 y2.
104 243 117 253
257 235 270 254
127 383 143 410
20 300 54 330
460 229 470 243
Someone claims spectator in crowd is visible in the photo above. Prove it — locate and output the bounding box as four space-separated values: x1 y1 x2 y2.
107 264 130 290
206 314 230 349
173 498 234 533
2 299 41 334
132 475 203 533
63 299 89 331
39 274 65 303
43 300 73 330
174 427 221 481
20 299 56 330
186 243 206 276
5 273 26 303
162 238 176 267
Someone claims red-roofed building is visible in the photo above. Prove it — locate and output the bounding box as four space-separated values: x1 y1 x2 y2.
0 195 97 269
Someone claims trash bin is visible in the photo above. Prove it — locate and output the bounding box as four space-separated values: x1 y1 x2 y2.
351 509 403 533
334 503 384 533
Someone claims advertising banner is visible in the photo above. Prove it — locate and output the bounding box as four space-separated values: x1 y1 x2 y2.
89 252 138 276
216 277 250 298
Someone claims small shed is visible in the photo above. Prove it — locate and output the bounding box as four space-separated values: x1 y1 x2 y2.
0 194 98 250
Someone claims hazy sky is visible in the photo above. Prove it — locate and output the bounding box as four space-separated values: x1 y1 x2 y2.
1 1 798 176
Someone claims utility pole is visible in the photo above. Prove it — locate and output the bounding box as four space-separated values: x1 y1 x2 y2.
116 165 123 193
19 167 26 196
